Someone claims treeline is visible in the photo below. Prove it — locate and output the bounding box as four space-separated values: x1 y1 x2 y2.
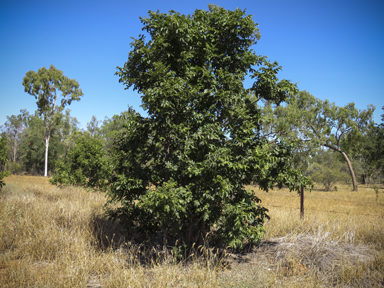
0 108 128 177
2 101 383 191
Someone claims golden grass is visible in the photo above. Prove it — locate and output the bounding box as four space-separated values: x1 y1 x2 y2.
0 175 383 287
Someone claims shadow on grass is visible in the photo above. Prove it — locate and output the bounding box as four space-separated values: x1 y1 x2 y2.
90 214 127 251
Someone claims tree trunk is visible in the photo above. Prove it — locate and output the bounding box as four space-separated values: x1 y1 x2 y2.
197 219 206 248
44 134 50 177
163 115 171 182
325 145 358 191
163 228 168 255
13 136 17 162
340 151 358 191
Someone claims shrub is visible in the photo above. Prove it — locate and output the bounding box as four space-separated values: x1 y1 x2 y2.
50 135 110 191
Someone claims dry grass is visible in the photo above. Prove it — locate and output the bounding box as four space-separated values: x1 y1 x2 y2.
0 175 383 287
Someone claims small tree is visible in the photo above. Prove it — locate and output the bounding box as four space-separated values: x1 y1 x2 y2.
50 135 110 191
22 65 83 176
110 7 310 249
1 110 29 163
308 150 349 191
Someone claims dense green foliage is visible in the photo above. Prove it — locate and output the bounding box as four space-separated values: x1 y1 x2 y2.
356 107 384 182
109 7 310 249
50 136 110 191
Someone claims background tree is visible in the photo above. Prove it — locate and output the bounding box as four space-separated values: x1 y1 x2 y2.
373 107 384 175
1 110 28 163
0 133 10 190
99 109 135 156
50 135 110 191
261 91 374 191
22 65 83 176
308 149 349 191
357 106 384 183
87 115 101 138
19 110 80 175
110 7 310 250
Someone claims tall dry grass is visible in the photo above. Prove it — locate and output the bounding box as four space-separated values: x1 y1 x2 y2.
0 175 383 287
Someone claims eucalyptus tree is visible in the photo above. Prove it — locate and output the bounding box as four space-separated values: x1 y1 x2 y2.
22 65 83 176
308 150 349 191
19 109 80 175
110 6 310 249
0 133 10 189
87 116 101 138
1 110 29 162
262 90 374 191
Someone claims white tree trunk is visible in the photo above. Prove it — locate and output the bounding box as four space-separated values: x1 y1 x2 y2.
44 136 49 177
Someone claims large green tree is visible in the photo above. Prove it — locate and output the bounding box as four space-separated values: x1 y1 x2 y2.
110 7 309 249
22 65 83 176
261 91 374 191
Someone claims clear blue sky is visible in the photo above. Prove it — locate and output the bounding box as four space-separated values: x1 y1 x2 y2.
1 0 383 128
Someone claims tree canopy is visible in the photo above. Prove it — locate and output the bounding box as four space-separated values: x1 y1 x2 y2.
260 91 374 191
22 65 83 176
110 7 310 250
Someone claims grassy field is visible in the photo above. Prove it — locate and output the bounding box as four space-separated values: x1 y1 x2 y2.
0 175 383 287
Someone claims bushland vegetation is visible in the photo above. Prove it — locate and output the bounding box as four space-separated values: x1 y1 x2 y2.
1 5 384 287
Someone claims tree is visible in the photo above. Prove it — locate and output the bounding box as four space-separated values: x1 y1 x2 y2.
374 107 384 175
261 91 374 191
100 109 133 153
1 110 28 163
22 65 83 176
87 116 101 138
110 7 310 250
0 133 10 190
19 109 80 175
358 106 384 180
50 135 110 191
308 150 349 191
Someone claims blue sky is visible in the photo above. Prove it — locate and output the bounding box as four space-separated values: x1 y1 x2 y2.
1 0 383 128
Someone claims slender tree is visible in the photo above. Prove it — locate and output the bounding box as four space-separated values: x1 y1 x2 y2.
0 133 10 190
22 65 83 176
87 116 101 138
1 110 29 162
